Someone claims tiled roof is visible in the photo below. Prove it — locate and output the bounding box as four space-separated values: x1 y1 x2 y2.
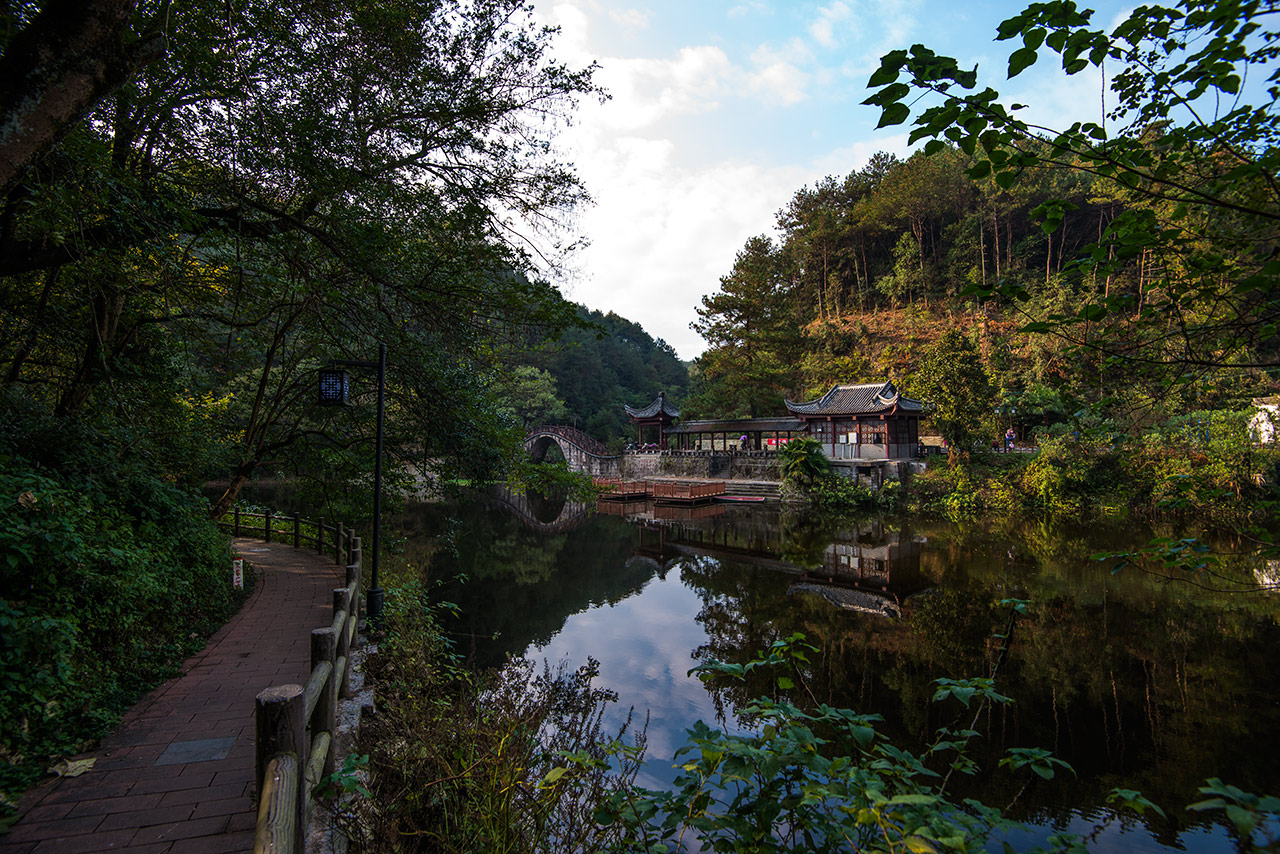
785 381 922 417
666 417 805 434
624 391 680 420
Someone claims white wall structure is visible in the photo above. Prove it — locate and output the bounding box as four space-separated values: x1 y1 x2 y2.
1250 397 1279 444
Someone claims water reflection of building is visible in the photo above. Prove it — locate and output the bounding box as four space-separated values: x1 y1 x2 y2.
605 503 929 617
789 521 929 617
485 490 929 618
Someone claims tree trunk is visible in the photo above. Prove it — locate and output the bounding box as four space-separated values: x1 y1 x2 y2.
0 0 166 196
56 280 127 417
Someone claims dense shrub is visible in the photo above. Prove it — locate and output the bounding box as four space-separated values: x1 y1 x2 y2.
356 576 643 852
0 399 243 810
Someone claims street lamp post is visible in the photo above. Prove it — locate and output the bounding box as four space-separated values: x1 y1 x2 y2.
318 342 387 627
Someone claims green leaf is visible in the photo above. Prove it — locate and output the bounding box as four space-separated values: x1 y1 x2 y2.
1008 46 1038 77
868 64 900 87
877 103 911 128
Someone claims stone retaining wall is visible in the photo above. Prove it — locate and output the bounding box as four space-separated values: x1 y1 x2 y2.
621 452 782 481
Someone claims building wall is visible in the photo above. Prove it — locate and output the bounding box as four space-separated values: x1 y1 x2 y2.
621 452 783 481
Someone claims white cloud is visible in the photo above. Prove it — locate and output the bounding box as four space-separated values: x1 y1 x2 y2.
810 1 853 48
608 7 650 31
561 136 808 358
728 1 772 19
747 61 810 105
536 0 935 358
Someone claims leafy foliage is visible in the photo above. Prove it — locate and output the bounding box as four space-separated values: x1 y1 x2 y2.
0 396 246 810
862 0 1279 388
356 575 644 853
778 438 830 486
910 329 996 455
529 307 689 444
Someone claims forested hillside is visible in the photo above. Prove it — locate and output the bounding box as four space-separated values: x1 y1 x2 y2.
688 140 1278 432
513 307 689 444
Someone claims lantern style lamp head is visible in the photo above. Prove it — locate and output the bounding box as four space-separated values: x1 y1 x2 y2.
318 368 349 406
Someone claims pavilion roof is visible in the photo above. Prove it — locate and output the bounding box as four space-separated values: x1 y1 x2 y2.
624 391 680 420
786 381 922 417
666 417 805 435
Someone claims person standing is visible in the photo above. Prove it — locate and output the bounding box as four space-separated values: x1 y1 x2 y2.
1005 426 1016 452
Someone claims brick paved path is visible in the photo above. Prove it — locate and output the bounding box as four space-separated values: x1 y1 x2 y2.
2 540 344 854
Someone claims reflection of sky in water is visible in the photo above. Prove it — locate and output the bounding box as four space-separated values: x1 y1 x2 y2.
530 563 742 790
994 809 1236 853
525 558 1245 854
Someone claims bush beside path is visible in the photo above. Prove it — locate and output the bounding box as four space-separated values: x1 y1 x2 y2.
1 540 343 854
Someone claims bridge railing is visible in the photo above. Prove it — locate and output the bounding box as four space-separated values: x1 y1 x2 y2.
527 424 614 457
219 511 361 854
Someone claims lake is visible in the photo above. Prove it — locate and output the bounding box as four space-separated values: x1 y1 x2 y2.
390 488 1280 852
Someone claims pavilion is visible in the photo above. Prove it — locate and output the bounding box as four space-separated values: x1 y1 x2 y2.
624 391 680 449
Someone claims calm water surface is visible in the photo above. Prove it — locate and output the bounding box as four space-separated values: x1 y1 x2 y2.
391 489 1280 852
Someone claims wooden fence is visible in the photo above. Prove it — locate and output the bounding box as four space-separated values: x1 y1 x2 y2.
648 480 725 502
219 511 362 854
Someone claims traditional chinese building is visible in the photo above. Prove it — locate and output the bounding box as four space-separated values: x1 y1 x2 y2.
785 381 923 460
625 380 923 460
624 391 680 449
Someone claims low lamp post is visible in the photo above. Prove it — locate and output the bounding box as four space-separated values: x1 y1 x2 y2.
318 343 386 627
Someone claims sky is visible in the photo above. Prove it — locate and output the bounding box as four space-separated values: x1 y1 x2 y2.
532 0 1131 360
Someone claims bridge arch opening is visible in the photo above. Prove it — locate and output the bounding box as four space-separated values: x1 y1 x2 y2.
528 434 566 464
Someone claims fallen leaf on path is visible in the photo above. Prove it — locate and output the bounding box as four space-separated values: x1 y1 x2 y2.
47 758 95 778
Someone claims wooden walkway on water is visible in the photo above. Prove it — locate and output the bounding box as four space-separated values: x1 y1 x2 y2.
595 478 727 504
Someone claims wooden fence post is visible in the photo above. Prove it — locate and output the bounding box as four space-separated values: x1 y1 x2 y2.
293 512 301 549
316 517 325 555
265 512 272 544
255 684 306 852
336 522 344 565
347 536 362 633
333 587 352 700
233 506 241 537
310 628 338 779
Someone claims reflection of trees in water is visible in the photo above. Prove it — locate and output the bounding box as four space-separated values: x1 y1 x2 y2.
676 520 1280 841
396 496 1280 843
399 495 657 668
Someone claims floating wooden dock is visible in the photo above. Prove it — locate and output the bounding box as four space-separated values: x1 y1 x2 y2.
595 478 726 504
649 480 725 503
594 479 650 498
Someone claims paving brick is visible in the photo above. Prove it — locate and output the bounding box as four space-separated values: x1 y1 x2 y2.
97 803 197 832
4 814 105 844
129 815 230 846
66 793 164 818
168 828 255 853
10 803 73 825
188 798 251 821
6 541 343 854
39 781 134 805
158 782 248 807
29 828 135 853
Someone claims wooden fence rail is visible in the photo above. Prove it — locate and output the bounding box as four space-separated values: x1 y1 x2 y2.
218 512 362 854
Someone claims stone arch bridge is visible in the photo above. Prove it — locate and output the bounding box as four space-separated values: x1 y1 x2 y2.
525 425 621 478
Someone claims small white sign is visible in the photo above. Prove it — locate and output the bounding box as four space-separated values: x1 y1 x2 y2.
232 559 244 589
